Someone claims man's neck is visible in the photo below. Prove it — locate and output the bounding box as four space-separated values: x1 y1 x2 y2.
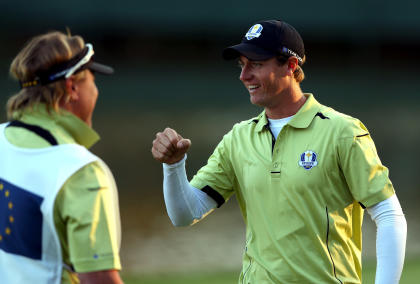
265 86 306 119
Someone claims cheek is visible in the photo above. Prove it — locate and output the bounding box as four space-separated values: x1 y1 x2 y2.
93 89 99 104
90 84 98 103
264 73 279 90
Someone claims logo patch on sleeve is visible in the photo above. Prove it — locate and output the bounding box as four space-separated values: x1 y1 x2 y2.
299 151 318 170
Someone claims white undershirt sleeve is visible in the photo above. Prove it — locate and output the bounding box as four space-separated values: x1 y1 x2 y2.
162 155 217 226
366 194 407 284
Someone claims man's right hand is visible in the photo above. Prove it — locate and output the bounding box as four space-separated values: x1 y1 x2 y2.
151 128 192 164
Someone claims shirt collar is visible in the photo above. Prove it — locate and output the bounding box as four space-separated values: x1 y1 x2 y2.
253 93 321 132
12 104 100 149
288 93 321 129
253 111 270 132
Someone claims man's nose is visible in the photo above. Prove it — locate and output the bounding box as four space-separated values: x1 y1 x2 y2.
239 65 252 82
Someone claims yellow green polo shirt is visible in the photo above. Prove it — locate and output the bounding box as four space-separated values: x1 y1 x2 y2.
191 94 394 283
5 104 121 284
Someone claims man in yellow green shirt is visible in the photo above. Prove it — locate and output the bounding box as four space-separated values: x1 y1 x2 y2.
0 31 122 284
152 20 407 283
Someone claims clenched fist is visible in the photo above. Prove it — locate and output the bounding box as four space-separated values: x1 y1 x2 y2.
151 128 191 164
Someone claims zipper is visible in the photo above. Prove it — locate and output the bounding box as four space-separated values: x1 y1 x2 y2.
325 206 343 284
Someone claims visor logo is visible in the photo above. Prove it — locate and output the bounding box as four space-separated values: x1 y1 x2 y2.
245 24 263 40
299 151 318 170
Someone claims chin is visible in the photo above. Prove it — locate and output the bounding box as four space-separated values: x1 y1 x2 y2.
250 97 264 107
84 117 93 127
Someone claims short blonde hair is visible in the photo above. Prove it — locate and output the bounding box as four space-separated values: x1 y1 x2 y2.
276 55 306 83
7 31 87 119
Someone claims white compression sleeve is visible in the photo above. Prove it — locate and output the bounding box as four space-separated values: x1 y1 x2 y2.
163 155 218 226
366 194 407 284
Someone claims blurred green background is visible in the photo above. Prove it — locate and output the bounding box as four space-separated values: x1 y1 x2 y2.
1 1 419 282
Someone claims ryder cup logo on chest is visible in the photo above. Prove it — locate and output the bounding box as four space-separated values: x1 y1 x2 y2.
245 24 263 40
299 151 318 170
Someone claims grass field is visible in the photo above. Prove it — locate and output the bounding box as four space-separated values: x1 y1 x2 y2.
121 258 420 284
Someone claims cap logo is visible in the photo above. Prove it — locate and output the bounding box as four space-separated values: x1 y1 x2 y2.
281 47 303 64
299 151 318 170
245 24 263 40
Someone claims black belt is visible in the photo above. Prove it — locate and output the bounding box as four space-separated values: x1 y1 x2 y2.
7 120 58 146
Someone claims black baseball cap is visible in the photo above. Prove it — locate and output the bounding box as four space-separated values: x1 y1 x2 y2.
222 20 305 65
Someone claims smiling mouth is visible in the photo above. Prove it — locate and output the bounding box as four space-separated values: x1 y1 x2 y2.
248 85 260 91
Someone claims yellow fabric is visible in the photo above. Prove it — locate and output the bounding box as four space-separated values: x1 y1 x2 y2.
191 94 394 283
9 104 99 148
5 104 121 284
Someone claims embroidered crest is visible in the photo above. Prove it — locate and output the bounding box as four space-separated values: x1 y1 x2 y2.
245 24 263 40
299 151 318 170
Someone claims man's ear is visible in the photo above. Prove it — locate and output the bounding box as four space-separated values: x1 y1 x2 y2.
65 77 79 101
287 57 299 76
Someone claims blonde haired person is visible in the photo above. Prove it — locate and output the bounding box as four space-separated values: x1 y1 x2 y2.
0 31 123 284
152 20 407 284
